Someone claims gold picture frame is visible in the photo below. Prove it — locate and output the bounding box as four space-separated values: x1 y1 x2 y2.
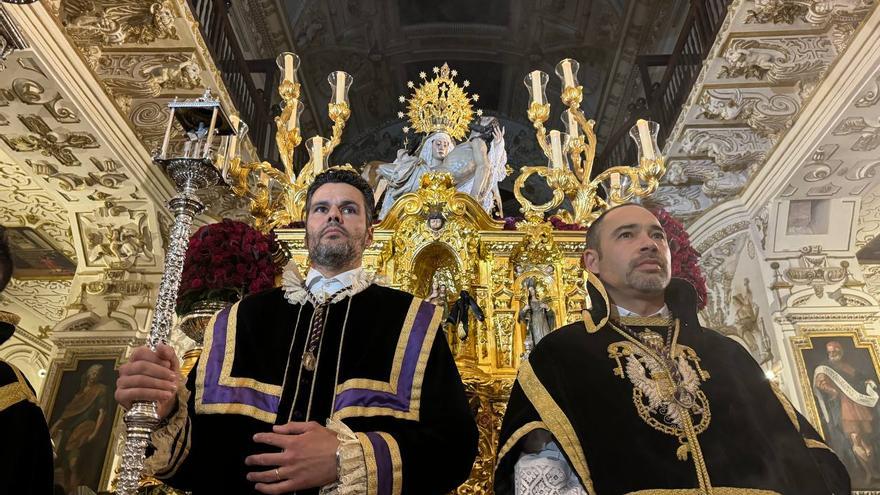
791 326 880 492
42 346 126 494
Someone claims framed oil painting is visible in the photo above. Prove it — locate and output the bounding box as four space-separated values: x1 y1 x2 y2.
793 329 880 492
44 356 121 495
5 226 76 279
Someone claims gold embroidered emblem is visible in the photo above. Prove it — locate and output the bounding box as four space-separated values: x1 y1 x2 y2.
608 341 712 461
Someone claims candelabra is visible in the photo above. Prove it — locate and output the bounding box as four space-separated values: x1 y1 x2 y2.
513 58 667 225
223 52 353 232
116 92 229 495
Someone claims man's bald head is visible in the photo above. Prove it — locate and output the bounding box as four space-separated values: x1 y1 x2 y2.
585 203 656 256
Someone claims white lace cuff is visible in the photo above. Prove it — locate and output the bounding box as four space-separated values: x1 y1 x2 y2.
320 418 367 495
145 386 192 479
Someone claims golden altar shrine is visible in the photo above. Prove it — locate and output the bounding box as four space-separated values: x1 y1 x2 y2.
197 54 666 493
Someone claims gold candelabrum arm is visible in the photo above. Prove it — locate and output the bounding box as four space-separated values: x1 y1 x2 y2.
518 76 666 227
220 55 353 232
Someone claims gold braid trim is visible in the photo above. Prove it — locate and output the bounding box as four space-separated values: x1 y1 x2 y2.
805 438 833 451
358 432 378 495
0 362 37 413
626 489 780 494
496 420 548 467
0 382 31 413
583 271 609 334
619 315 673 327
517 361 597 495
0 310 21 327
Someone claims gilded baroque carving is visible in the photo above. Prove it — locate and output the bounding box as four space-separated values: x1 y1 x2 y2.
30 157 136 202
0 114 99 167
4 279 72 322
2 78 80 123
61 0 179 45
78 203 156 269
99 53 203 112
0 181 76 260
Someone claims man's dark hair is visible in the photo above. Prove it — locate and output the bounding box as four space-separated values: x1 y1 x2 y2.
305 168 376 226
585 203 654 255
0 226 13 292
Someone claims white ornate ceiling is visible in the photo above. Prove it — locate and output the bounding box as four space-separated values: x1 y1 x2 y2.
653 0 878 225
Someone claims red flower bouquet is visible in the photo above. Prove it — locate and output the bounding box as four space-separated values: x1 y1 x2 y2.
176 219 280 315
651 207 708 309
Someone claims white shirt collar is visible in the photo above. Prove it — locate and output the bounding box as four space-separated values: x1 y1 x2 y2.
615 304 670 318
305 267 365 298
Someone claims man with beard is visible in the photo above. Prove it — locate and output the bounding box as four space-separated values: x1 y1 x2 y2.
814 341 880 485
0 226 54 494
117 168 478 494
495 204 851 494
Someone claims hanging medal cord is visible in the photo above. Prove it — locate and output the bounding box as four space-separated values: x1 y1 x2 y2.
277 286 356 424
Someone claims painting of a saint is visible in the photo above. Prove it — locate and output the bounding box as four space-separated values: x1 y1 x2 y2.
47 359 118 494
803 336 880 489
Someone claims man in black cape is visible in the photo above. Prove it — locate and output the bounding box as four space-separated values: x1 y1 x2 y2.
117 168 478 494
495 204 850 494
0 226 54 494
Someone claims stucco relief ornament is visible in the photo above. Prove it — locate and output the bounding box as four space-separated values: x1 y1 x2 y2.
63 0 179 45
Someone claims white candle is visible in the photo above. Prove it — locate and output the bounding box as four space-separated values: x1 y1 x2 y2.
530 71 543 105
335 71 345 104
227 114 239 158
311 137 324 170
610 172 622 206
161 108 175 158
636 119 655 160
567 111 579 139
286 106 298 132
550 130 563 169
284 54 295 84
562 60 574 88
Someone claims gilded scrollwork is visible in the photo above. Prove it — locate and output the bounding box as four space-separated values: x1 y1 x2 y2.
0 114 99 167
77 204 156 270
99 53 203 112
4 279 73 322
61 0 179 46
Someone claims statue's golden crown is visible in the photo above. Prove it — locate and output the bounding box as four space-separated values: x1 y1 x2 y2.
397 63 481 141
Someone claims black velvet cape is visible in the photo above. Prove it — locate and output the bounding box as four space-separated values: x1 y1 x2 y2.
494 275 850 495
0 320 54 495
154 284 478 494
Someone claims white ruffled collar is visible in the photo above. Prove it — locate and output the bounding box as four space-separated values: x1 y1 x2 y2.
281 261 380 305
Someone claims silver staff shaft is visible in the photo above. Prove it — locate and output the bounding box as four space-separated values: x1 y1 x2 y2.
116 158 218 495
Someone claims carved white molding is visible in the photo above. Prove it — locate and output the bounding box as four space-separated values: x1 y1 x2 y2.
688 5 880 247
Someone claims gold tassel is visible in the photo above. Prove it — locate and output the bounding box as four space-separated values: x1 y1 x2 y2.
676 441 690 461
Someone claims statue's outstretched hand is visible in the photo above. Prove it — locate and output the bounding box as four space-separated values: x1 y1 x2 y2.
493 125 505 144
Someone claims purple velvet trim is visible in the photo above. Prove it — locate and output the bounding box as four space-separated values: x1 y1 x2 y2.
333 300 435 413
366 432 392 495
200 306 280 415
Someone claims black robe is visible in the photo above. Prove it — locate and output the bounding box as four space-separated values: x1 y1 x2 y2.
495 275 851 495
152 284 478 494
0 320 54 495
